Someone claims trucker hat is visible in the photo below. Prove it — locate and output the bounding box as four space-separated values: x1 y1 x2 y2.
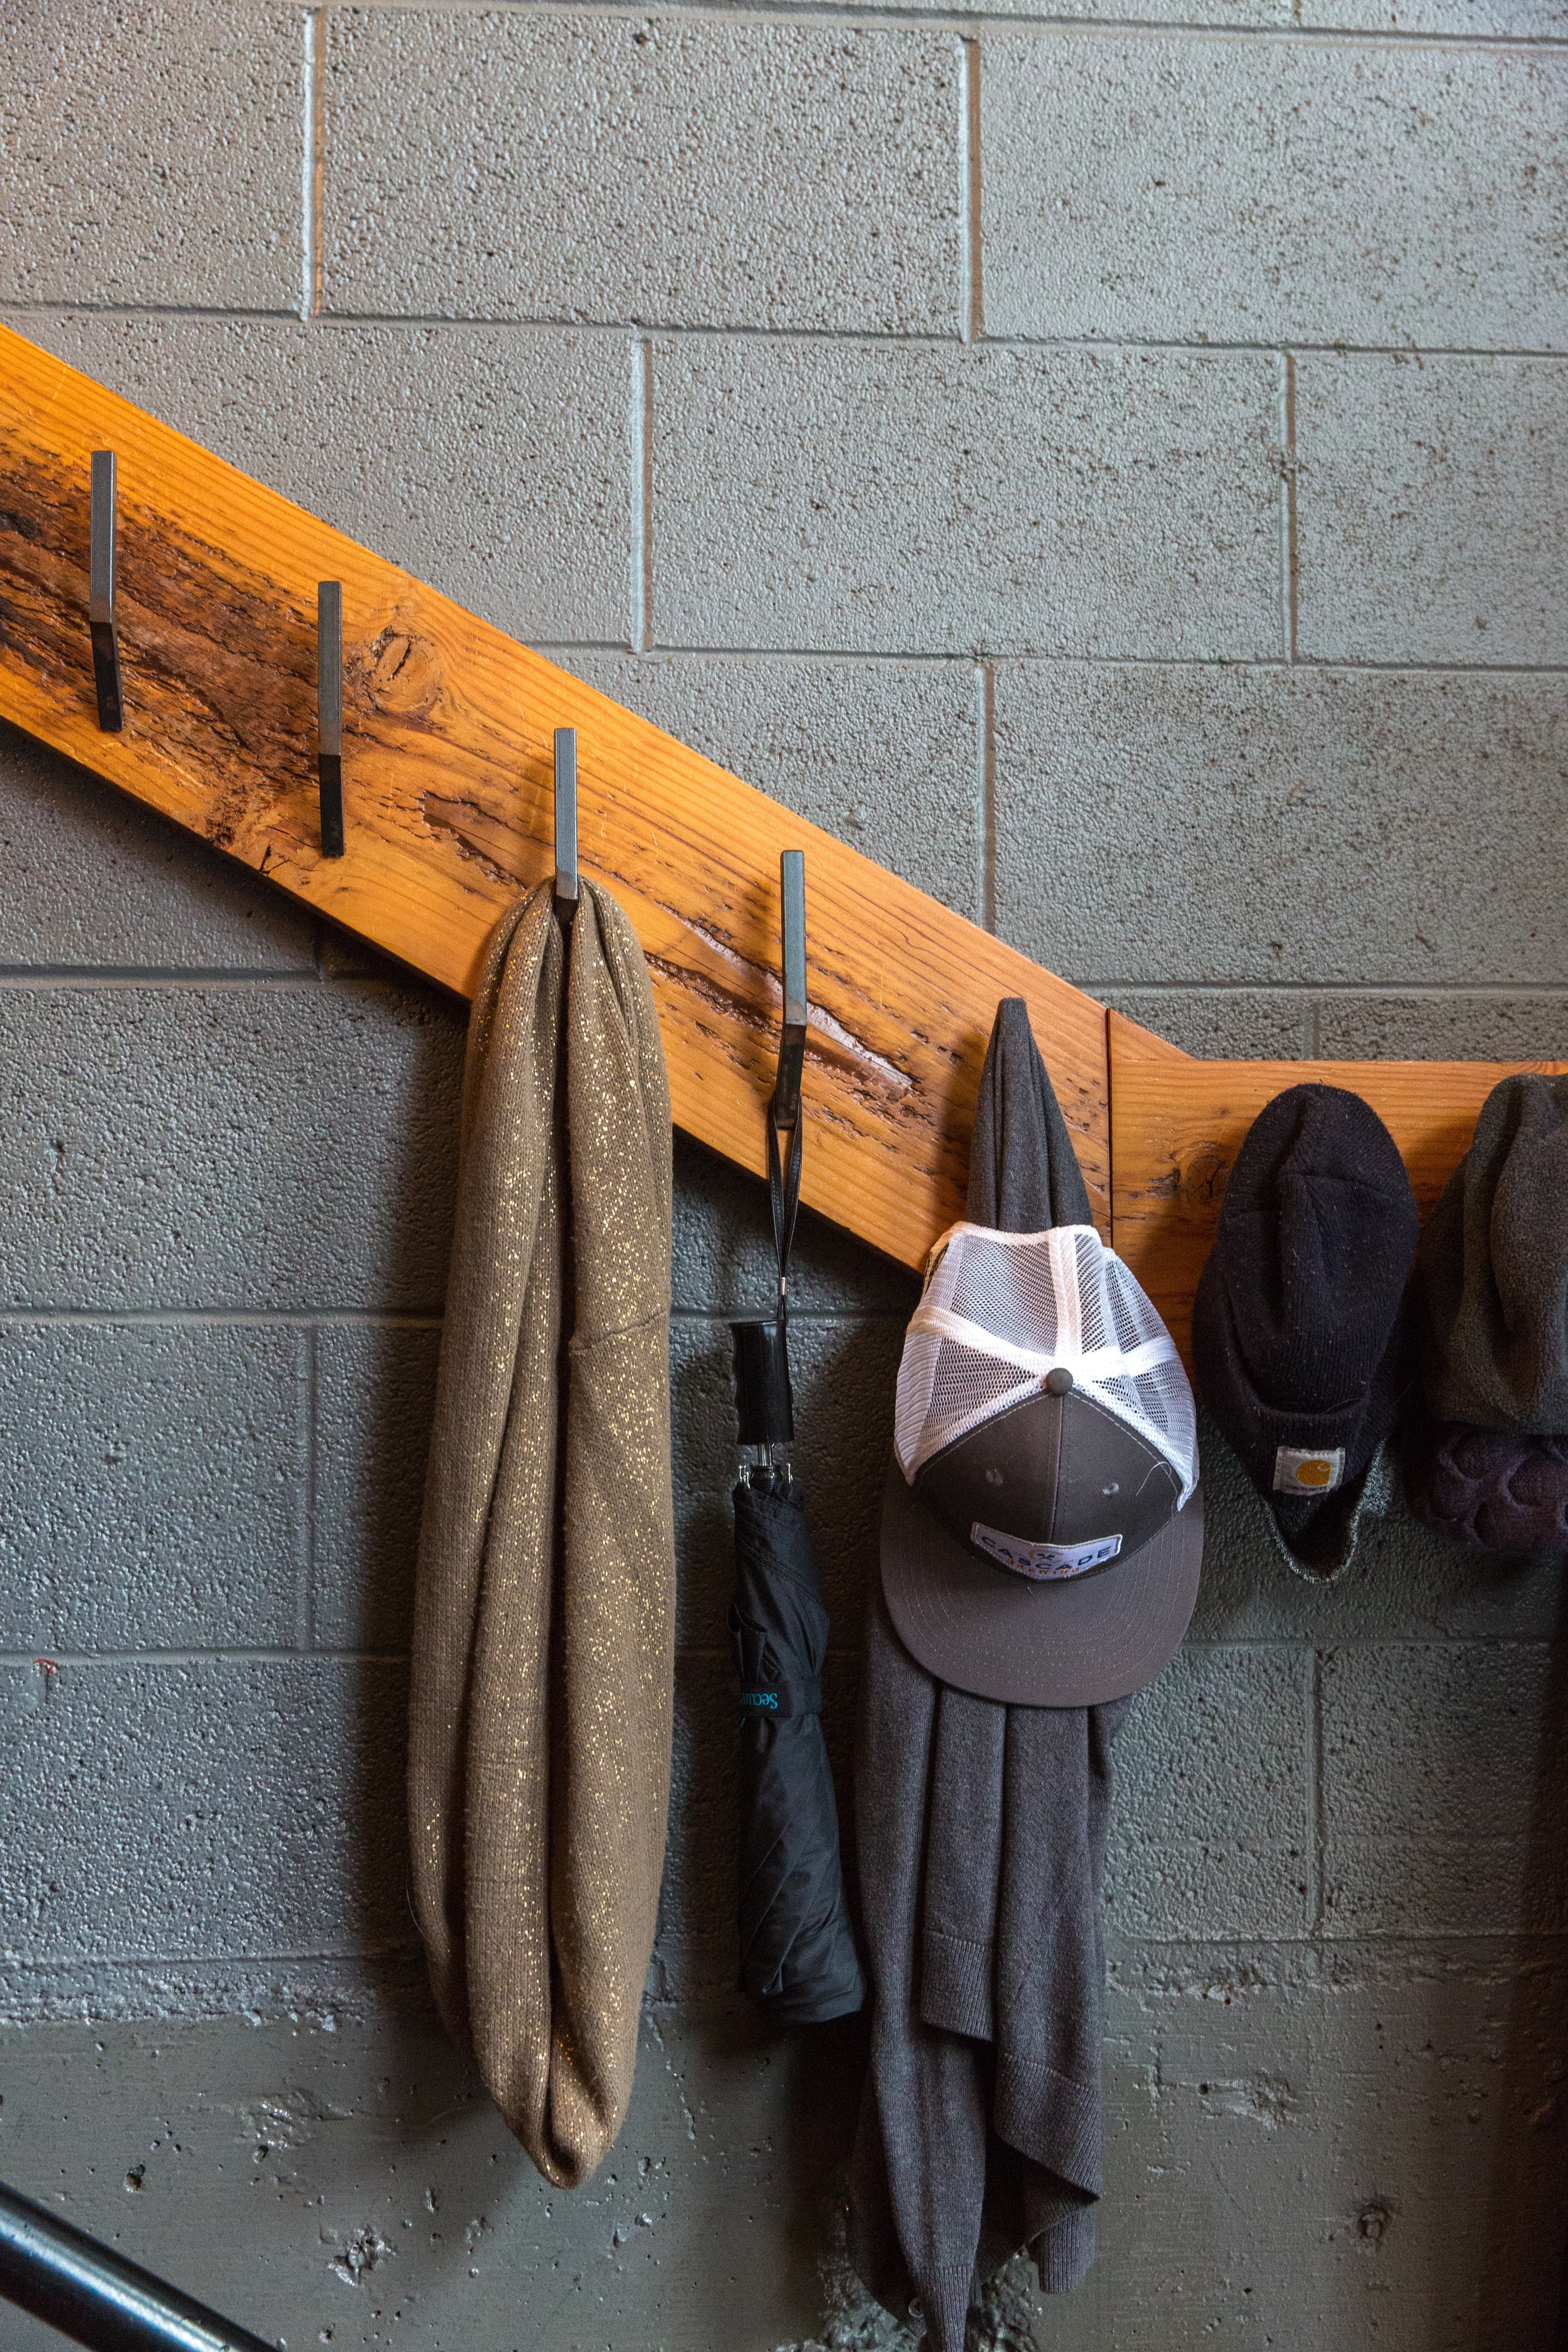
880 1219 1203 1707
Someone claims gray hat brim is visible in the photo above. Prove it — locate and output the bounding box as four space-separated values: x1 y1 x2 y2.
880 1457 1204 1706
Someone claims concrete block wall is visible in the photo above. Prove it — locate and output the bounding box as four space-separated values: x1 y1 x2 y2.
1 4 1564 2346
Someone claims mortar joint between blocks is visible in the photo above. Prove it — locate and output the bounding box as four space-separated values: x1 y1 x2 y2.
304 1322 319 1651
632 335 654 653
302 9 326 325
961 36 984 347
978 657 996 933
1310 1647 1326 1938
1281 351 1299 663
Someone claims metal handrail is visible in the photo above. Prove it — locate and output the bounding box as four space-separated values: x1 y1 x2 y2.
0 2181 274 2352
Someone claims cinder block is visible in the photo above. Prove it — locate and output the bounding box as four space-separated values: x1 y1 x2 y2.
0 3 302 311
1191 1405 1568 1648
322 12 962 334
1322 1643 1568 1935
0 1321 306 1653
312 1322 442 1651
993 664 1568 987
982 36 1568 349
672 1134 920 1320
661 1649 737 1975
770 0 1290 19
0 984 464 1313
1296 354 1568 668
0 1657 411 1962
1106 1645 1313 1940
19 316 633 645
652 342 1280 658
1102 990 1313 1060
0 724 318 972
565 655 984 921
670 1322 745 1659
980 0 1288 20
671 1313 901 1648
787 1321 904 1628
1303 0 1567 42
1315 992 1568 1062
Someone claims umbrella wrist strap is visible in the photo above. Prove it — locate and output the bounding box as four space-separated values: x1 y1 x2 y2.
740 1677 822 1719
766 1097 803 1332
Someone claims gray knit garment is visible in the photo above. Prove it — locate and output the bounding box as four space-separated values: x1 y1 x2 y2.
847 999 1131 2348
1418 1072 1568 1432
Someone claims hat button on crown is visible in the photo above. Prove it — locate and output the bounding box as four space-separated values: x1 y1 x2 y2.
1043 1367 1074 1397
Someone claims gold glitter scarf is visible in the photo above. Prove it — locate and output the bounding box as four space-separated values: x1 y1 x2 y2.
408 877 675 2189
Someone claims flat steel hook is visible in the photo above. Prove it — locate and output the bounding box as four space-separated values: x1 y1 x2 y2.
88 450 123 733
554 727 579 906
772 849 807 1130
316 582 345 859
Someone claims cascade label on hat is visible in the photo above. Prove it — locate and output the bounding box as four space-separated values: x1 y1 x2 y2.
881 1221 1204 1707
969 1524 1124 1579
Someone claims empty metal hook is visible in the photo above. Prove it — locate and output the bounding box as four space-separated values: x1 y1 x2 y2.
316 582 345 859
88 450 123 733
554 727 579 907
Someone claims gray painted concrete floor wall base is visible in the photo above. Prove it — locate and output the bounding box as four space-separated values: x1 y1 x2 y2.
0 2005 865 2352
3 1960 1566 2350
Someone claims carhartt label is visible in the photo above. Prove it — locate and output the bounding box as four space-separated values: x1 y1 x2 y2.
1273 1446 1345 1497
970 1523 1123 1582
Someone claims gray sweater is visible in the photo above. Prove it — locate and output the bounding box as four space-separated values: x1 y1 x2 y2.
847 999 1131 2347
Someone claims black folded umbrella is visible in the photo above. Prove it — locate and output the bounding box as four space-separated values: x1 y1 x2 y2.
727 851 862 2024
730 1468 864 2023
728 1312 863 2025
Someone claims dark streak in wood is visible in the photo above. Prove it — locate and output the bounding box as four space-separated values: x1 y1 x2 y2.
0 328 1115 1271
420 792 531 891
0 446 319 853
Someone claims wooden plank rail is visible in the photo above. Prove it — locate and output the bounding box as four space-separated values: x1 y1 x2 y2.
2 323 1558 1325
1109 1015 1568 1365
0 322 1109 1265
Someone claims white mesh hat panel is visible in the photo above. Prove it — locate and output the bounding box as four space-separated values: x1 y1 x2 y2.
894 1223 1198 1505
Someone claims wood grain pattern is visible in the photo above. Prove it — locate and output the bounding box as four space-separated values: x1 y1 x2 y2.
11 320 1551 1328
0 323 1110 1263
1110 1013 1568 1362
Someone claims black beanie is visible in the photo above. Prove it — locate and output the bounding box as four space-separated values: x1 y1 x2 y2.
1192 1084 1419 1568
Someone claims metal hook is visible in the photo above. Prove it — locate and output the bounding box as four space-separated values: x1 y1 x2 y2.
317 582 345 859
88 451 123 733
554 728 579 907
772 849 806 1129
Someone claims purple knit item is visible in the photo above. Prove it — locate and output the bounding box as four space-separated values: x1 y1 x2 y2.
1406 1422 1568 1555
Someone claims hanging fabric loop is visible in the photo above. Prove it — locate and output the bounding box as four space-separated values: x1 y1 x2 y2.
408 876 676 2192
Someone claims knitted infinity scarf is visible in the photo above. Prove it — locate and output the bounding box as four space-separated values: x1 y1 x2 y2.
409 878 675 2189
